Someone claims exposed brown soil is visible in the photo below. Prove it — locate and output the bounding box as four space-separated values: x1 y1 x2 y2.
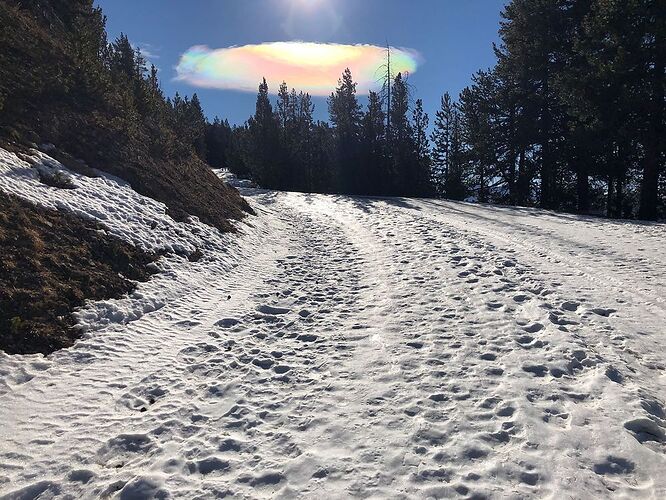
0 192 158 355
105 155 256 232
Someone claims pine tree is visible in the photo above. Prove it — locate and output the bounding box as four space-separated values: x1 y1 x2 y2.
460 72 498 204
360 90 386 195
189 94 207 159
389 72 415 195
290 91 316 192
328 68 362 193
277 82 290 129
311 121 335 193
379 44 395 144
564 0 664 219
447 108 468 200
431 93 454 196
109 33 138 80
248 78 280 186
226 124 252 177
205 117 232 169
412 99 432 196
638 0 665 219
497 0 570 209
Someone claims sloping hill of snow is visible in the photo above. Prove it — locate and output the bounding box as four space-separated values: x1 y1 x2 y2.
1 152 665 498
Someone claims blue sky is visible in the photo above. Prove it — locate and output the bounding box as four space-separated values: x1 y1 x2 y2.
95 0 507 125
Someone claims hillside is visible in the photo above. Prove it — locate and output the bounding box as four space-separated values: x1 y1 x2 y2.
0 0 254 354
0 191 157 355
0 0 252 232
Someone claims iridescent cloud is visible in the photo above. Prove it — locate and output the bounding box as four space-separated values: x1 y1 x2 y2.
175 42 422 96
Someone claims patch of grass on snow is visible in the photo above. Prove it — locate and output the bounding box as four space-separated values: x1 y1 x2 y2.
0 193 158 355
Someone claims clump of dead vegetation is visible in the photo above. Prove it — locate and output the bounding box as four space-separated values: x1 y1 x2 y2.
0 193 158 355
36 167 76 189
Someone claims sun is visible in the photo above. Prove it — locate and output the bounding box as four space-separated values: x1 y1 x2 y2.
292 0 326 9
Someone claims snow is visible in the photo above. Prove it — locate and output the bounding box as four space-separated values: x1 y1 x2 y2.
1 148 666 498
0 148 224 256
215 168 257 189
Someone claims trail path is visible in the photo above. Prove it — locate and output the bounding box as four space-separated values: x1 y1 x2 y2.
1 177 665 498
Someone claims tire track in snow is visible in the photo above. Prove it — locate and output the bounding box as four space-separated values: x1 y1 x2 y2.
295 194 665 498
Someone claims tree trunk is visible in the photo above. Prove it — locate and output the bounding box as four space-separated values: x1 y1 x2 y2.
540 73 553 209
639 148 659 220
639 16 664 220
615 141 627 218
507 107 517 203
576 160 590 213
516 149 528 205
479 164 486 203
606 175 615 218
615 174 624 219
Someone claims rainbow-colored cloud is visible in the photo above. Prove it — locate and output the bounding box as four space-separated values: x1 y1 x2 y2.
175 42 422 96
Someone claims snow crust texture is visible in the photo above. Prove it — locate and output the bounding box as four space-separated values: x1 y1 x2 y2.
1 149 666 498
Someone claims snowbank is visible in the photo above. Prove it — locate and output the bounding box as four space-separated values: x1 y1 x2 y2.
0 145 268 343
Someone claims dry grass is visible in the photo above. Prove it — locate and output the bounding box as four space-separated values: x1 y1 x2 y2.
0 193 158 355
105 155 256 233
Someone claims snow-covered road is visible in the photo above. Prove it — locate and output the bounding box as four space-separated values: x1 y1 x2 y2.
1 162 666 498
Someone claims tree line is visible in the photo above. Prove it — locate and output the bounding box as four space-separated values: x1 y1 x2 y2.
456 0 664 220
207 0 663 220
1 0 250 231
206 69 432 197
0 0 211 169
2 0 661 220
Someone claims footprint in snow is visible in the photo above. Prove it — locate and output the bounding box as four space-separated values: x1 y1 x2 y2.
515 334 535 345
257 305 290 315
523 364 548 377
624 418 666 444
175 319 201 329
522 322 544 333
593 456 635 475
196 457 230 475
216 318 240 328
605 366 624 384
590 307 617 317
252 358 274 370
561 301 579 312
